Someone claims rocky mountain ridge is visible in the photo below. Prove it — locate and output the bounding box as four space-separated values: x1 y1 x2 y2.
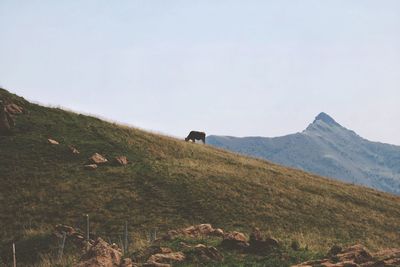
207 113 400 194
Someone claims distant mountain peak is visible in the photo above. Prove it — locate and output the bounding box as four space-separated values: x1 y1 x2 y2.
313 112 340 126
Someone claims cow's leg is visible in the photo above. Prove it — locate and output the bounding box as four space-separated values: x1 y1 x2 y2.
202 137 205 144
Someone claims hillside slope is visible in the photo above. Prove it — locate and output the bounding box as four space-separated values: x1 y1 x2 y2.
1 89 400 253
207 112 400 195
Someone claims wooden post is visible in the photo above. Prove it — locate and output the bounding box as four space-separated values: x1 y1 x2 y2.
12 243 16 267
124 221 128 254
58 231 66 262
86 214 90 241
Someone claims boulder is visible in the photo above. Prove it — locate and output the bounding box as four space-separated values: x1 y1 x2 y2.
249 227 262 242
212 228 224 237
75 238 122 267
145 246 173 256
69 145 80 154
191 244 223 262
161 224 224 240
89 153 108 165
147 252 185 265
248 228 279 254
221 231 249 250
85 164 98 170
292 244 377 267
54 224 89 247
48 138 59 145
0 101 15 135
373 249 400 266
120 258 136 267
328 245 343 257
114 156 128 166
337 244 373 264
5 103 23 115
142 262 171 267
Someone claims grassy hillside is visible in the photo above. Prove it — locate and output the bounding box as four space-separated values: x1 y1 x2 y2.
1 88 400 257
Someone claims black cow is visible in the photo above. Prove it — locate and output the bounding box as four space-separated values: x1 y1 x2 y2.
185 131 206 144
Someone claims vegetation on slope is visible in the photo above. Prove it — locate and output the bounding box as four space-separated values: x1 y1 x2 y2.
1 88 400 264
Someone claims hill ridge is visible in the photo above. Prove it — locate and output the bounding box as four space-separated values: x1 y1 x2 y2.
1 88 400 259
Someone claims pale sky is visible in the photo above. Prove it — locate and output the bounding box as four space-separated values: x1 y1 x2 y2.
1 1 399 144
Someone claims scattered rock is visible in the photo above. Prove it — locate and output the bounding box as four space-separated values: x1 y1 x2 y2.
120 258 136 267
48 138 59 145
374 249 400 266
162 224 224 240
85 164 98 170
328 244 343 257
212 228 224 237
145 246 173 256
75 238 122 267
293 244 377 267
142 262 171 267
147 252 185 265
249 227 262 241
247 228 279 254
221 231 249 250
89 153 108 165
5 103 23 115
191 244 223 262
114 156 128 166
0 100 15 135
69 145 80 154
337 244 374 264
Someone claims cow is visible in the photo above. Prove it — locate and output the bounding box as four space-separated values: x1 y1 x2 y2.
185 131 206 144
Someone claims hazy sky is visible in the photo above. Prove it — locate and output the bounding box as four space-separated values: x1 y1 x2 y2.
1 1 399 144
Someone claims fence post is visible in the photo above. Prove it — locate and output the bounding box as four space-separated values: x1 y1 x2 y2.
86 214 90 241
124 221 128 254
12 243 16 267
58 231 66 262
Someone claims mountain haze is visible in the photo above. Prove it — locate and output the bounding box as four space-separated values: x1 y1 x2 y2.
207 112 400 195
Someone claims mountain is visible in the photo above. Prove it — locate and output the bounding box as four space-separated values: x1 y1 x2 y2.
1 89 400 264
207 112 400 195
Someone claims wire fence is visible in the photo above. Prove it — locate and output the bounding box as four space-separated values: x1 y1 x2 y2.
0 216 163 266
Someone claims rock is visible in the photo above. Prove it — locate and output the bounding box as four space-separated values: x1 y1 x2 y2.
0 101 15 135
248 227 279 254
191 244 223 262
147 252 185 265
146 246 173 255
373 249 400 266
162 224 224 240
120 258 135 267
337 244 373 264
293 244 377 267
85 164 98 170
89 153 108 165
221 231 249 250
114 156 128 166
142 262 171 267
212 228 225 237
249 227 262 242
69 145 80 154
248 237 279 254
75 238 122 267
54 224 89 247
328 245 343 257
5 103 23 114
48 138 59 145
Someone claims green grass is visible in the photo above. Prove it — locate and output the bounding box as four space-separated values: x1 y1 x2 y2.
1 88 400 265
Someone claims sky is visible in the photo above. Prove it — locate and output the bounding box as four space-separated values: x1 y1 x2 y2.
1 1 399 144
